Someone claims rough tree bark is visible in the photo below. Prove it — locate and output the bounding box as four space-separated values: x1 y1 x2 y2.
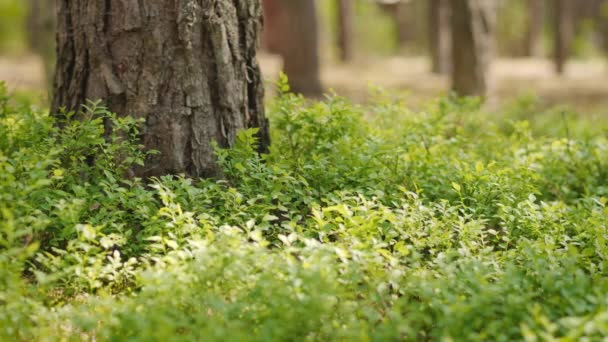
428 0 451 74
553 0 573 74
26 0 56 88
336 0 354 62
52 0 270 178
525 0 544 57
450 0 496 97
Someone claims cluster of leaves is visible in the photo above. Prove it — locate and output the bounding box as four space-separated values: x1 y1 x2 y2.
1 81 608 341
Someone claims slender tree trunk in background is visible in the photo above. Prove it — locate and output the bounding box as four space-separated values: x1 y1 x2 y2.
428 0 451 74
261 0 281 53
378 1 416 50
394 3 413 48
277 0 323 97
52 0 270 178
26 0 56 88
525 0 544 57
336 0 354 62
450 0 496 97
597 1 608 56
573 0 603 26
261 0 322 97
378 0 428 54
553 0 573 75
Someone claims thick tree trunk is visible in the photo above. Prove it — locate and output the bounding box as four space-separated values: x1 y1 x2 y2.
553 0 573 75
525 0 544 57
450 0 495 97
428 0 451 74
26 0 56 88
336 0 354 62
52 0 270 178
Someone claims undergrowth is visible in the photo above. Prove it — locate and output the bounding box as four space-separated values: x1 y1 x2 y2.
1 81 608 341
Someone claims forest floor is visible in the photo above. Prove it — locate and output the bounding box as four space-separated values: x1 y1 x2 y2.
260 53 608 114
2 53 608 114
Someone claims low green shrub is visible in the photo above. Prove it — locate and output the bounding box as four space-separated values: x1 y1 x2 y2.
1 81 607 340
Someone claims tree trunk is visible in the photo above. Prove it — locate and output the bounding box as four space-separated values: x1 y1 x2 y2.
553 0 573 75
261 0 281 54
428 0 451 74
275 0 323 97
525 0 544 57
450 0 496 97
261 0 322 97
336 0 354 62
394 3 413 49
52 0 270 178
26 0 56 88
597 1 608 56
382 1 424 51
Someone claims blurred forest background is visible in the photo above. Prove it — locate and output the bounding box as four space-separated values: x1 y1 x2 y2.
2 0 608 112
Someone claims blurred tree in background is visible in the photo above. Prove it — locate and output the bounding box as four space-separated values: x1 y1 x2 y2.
600 2 608 54
26 0 55 87
428 0 451 74
336 0 354 62
525 0 545 57
495 0 529 57
0 0 26 54
450 0 496 97
553 0 574 74
263 0 323 97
